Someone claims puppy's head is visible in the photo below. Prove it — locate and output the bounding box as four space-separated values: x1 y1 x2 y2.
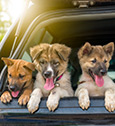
30 43 71 90
78 42 114 87
2 58 35 98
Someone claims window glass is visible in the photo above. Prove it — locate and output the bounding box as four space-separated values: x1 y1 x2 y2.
21 29 53 63
22 51 32 62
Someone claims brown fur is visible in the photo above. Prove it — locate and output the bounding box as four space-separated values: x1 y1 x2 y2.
75 42 115 112
27 43 74 113
0 58 35 105
30 43 70 75
78 42 114 74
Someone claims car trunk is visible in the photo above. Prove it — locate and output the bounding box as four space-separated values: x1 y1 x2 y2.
0 1 115 125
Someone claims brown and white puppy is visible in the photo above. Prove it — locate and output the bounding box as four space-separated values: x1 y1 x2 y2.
75 42 115 112
1 58 35 105
27 43 74 113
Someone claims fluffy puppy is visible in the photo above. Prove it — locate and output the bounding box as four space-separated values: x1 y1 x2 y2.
75 42 115 112
1 58 35 105
27 43 74 113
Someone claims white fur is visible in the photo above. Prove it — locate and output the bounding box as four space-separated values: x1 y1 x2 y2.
27 71 74 113
27 88 43 113
47 63 54 77
75 72 115 112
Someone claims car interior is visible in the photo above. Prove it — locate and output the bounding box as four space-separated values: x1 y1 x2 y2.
20 15 115 91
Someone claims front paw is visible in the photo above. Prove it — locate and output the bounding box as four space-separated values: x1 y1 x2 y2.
105 96 115 112
27 96 40 114
79 96 90 110
1 91 12 103
46 97 59 112
18 94 30 105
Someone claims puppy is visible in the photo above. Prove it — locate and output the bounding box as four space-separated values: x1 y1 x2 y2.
27 43 74 113
1 58 35 105
75 42 115 112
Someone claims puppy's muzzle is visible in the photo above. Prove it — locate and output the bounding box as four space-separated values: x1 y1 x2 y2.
100 69 107 76
9 85 18 92
93 62 107 76
44 71 52 78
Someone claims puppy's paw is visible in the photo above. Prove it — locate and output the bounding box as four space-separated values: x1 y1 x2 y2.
27 96 40 114
46 97 59 112
0 91 12 103
105 94 115 112
18 94 30 106
79 96 90 110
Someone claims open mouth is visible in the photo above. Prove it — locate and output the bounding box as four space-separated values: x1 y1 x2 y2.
89 69 104 87
44 77 55 90
10 81 27 98
11 91 20 98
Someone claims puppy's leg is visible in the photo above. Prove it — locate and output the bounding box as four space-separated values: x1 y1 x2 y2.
75 88 90 110
18 88 32 106
105 89 115 112
47 87 71 111
1 91 12 103
27 88 43 113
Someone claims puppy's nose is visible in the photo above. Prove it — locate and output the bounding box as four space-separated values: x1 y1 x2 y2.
10 85 16 91
44 71 52 78
100 69 107 76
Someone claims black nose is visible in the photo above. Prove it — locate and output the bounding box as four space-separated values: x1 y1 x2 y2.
44 71 52 78
9 85 16 91
100 69 107 76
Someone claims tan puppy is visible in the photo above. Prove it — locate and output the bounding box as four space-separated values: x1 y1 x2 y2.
27 43 74 113
75 42 115 112
1 58 35 105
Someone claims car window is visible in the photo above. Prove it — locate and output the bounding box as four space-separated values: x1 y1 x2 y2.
21 28 53 63
22 51 32 62
41 31 53 43
108 54 115 81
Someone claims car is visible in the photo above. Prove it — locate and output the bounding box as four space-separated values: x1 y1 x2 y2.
0 0 115 125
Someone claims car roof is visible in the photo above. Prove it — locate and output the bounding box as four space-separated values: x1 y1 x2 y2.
31 0 115 9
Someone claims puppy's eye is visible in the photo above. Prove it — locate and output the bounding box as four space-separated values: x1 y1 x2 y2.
53 62 60 67
104 59 107 63
9 74 12 78
39 60 46 65
40 61 44 64
91 58 96 63
19 74 25 79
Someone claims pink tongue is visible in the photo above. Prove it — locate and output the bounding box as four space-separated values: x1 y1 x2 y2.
11 91 20 98
44 78 54 90
94 75 104 87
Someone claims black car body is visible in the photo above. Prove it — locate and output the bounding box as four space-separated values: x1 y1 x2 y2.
0 0 115 125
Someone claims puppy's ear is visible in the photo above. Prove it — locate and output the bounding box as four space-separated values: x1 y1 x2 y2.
54 44 71 61
103 42 114 57
23 62 35 71
78 42 92 59
30 46 43 61
1 57 14 66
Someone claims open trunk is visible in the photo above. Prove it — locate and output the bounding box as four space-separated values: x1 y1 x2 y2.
0 1 115 125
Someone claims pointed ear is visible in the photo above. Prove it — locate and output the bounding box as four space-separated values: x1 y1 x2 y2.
23 62 35 71
1 57 14 66
103 42 114 57
78 42 92 59
30 46 43 61
55 44 71 61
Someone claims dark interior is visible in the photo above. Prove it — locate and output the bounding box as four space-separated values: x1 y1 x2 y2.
47 18 115 47
24 16 115 90
46 17 115 65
